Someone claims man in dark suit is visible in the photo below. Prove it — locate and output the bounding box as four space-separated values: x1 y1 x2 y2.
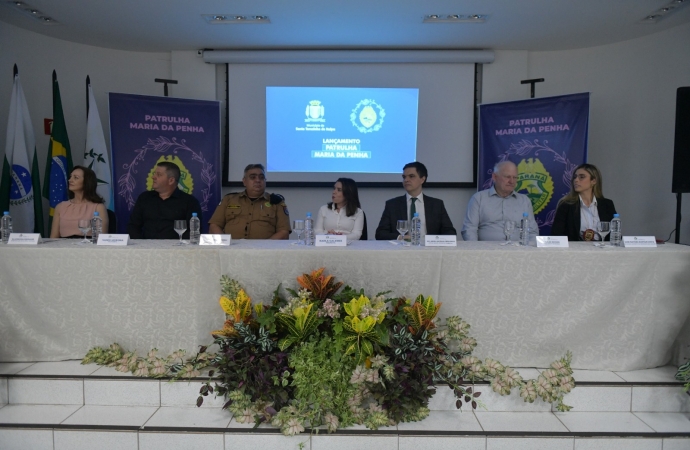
375 162 456 240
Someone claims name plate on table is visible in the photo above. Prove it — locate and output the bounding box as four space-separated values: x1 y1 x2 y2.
97 234 129 246
7 233 40 245
200 234 231 246
536 236 569 248
623 236 657 248
315 235 347 246
424 235 457 247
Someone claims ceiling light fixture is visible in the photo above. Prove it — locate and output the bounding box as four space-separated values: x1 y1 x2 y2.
6 0 58 24
639 0 688 23
202 14 270 24
423 14 488 23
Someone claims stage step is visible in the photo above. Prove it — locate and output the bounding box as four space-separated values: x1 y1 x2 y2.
1 362 689 450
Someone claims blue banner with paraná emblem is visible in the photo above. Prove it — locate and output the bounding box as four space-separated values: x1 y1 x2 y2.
109 93 220 233
478 93 590 236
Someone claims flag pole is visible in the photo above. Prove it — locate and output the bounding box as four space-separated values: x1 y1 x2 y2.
86 75 90 116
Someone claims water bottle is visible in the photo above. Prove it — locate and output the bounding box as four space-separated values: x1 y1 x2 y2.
305 212 315 246
411 212 422 246
1 211 12 244
519 212 530 246
189 213 201 244
91 211 102 244
610 214 622 247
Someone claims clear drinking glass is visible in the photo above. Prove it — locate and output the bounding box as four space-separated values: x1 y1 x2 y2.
596 221 610 247
173 220 187 246
293 219 305 245
77 219 91 244
501 220 515 246
396 220 409 246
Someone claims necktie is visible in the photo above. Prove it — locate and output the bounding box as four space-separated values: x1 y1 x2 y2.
410 197 417 222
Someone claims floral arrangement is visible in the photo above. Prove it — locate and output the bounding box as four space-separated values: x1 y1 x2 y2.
83 268 575 436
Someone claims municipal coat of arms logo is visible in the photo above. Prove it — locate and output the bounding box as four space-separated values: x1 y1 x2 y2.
350 99 385 133
516 158 554 214
146 155 194 194
305 100 325 120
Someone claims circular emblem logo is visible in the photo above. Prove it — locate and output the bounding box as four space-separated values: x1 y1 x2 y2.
350 99 385 133
146 155 194 194
9 164 33 205
515 158 554 214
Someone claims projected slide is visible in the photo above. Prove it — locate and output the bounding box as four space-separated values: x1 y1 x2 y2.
266 87 419 174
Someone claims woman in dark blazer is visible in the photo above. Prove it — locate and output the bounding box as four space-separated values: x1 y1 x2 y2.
551 163 617 241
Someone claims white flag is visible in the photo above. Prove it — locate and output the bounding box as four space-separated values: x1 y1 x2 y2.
84 84 112 209
2 74 40 233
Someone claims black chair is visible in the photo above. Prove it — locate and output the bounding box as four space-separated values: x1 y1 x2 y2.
361 211 368 240
107 209 117 233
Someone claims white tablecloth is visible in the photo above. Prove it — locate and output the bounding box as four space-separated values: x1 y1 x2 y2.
1 239 688 371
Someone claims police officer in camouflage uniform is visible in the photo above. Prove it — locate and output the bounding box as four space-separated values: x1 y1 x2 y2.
208 164 290 239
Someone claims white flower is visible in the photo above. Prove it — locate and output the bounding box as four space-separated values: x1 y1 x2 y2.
284 418 305 436
503 367 522 386
559 376 575 393
133 360 149 377
365 368 379 384
551 360 571 376
236 408 254 424
460 356 480 367
484 358 504 376
350 365 367 384
369 354 388 369
324 412 339 433
150 359 166 376
459 337 477 353
347 391 363 406
491 376 510 395
520 381 537 402
541 369 559 386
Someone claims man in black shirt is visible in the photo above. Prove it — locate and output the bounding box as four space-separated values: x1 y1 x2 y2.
127 162 202 239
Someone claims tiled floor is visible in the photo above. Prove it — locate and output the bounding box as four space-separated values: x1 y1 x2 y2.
0 361 688 450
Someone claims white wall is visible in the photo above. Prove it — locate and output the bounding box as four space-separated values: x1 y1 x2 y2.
483 23 690 243
3 21 690 242
0 22 171 231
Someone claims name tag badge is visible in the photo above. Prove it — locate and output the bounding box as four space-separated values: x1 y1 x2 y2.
97 234 129 246
200 234 231 246
622 236 657 248
424 235 457 247
315 234 347 246
7 233 40 245
536 236 569 248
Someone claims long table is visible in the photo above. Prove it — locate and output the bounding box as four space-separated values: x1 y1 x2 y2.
1 239 689 371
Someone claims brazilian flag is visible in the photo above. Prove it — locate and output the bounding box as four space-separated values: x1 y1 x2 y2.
42 70 73 229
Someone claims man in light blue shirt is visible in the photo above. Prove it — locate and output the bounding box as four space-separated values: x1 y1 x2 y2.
461 161 539 241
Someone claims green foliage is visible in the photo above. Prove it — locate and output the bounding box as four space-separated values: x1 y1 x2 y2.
82 343 211 379
273 335 357 432
82 343 124 365
275 303 322 351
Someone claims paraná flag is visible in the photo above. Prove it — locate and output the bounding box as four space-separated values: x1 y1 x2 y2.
0 68 44 235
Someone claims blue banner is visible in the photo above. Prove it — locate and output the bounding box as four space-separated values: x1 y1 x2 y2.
109 93 220 233
478 93 590 235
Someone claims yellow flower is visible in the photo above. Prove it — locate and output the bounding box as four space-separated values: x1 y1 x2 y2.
344 295 370 318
